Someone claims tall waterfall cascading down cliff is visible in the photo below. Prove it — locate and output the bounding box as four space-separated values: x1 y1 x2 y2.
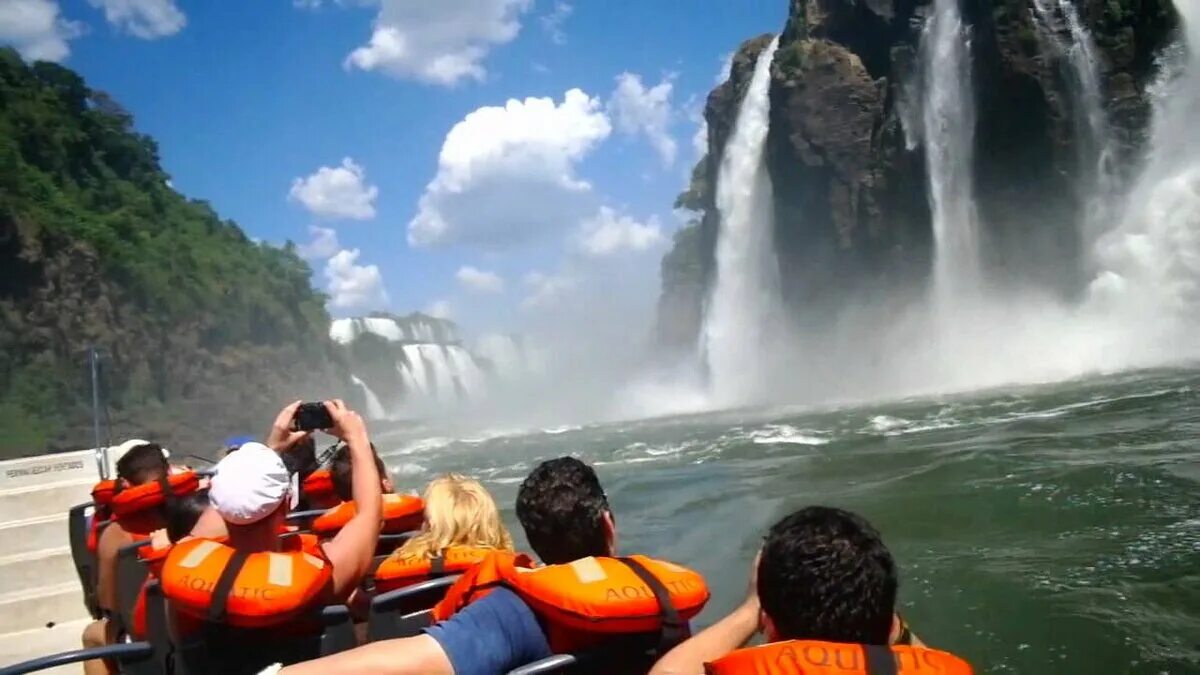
921 0 982 311
702 37 782 405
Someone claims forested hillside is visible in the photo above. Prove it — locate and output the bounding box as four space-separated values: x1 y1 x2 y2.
0 48 349 458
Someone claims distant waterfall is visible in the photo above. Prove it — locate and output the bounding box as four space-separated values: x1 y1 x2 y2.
1032 0 1117 239
921 0 982 309
702 37 782 405
1090 0 1200 324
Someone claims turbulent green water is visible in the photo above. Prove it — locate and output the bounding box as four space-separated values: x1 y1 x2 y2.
379 368 1200 674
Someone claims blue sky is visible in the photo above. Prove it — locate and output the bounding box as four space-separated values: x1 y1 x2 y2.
2 0 786 334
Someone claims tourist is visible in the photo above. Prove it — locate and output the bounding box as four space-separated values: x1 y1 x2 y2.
268 457 708 675
649 506 972 674
373 473 514 592
157 400 382 667
81 442 175 675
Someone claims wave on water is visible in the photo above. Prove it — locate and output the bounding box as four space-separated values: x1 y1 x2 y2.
749 424 830 445
389 461 425 476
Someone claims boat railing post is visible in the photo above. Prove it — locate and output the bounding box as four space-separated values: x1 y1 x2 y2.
90 346 108 480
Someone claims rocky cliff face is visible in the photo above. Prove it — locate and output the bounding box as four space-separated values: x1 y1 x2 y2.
657 0 1177 344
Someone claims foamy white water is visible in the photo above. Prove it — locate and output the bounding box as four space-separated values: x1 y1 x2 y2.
1090 0 1200 340
703 36 783 407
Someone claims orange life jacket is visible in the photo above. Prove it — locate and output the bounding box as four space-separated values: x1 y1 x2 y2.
434 551 709 653
374 545 496 593
110 471 200 519
86 479 120 553
311 494 424 537
92 479 118 508
704 641 974 675
301 469 334 501
160 535 332 629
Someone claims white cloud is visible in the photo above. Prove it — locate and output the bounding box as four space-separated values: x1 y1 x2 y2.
577 207 665 256
324 248 389 310
344 0 532 86
293 0 324 8
298 226 340 259
608 72 677 166
426 299 453 319
521 270 575 309
408 88 611 248
0 0 84 62
539 1 571 45
456 265 506 294
87 0 184 39
289 158 379 221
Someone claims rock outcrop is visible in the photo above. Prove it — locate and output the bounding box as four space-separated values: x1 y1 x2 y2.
656 0 1177 346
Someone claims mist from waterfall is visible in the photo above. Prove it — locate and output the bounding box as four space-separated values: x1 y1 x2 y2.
1089 0 1200 336
702 37 783 406
921 0 983 311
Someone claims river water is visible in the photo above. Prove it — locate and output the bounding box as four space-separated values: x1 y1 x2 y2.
377 368 1200 673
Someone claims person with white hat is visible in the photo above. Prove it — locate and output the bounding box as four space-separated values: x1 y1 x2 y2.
209 400 382 599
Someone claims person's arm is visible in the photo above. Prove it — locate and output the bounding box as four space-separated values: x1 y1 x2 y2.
95 523 125 645
649 598 760 675
279 635 451 675
651 552 762 675
189 506 228 539
278 587 549 675
318 400 382 600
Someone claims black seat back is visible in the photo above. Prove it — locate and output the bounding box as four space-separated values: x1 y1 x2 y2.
507 634 667 674
67 502 100 619
366 576 459 642
115 540 151 638
169 605 354 675
122 579 171 675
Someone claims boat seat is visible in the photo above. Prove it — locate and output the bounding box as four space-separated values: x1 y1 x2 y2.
365 576 459 642
115 540 151 638
67 502 101 619
169 604 355 675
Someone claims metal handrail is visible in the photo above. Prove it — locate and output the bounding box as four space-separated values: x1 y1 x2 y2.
0 642 153 675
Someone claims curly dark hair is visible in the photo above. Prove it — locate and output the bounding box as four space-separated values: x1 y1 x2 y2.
330 442 386 502
758 506 897 645
516 457 611 564
116 443 169 485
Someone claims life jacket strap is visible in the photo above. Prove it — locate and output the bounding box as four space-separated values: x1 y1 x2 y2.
614 556 686 654
864 644 899 675
207 550 251 624
430 554 446 577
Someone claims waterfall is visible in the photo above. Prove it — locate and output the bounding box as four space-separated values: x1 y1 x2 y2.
350 375 388 420
1090 0 1200 327
1031 0 1118 239
921 0 982 309
702 36 782 405
446 346 487 397
401 344 431 396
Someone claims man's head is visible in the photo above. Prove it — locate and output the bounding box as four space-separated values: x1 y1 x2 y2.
208 442 296 532
330 442 392 502
757 506 897 645
116 442 169 485
515 457 614 564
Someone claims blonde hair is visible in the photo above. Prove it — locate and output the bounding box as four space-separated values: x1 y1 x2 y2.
395 473 514 560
